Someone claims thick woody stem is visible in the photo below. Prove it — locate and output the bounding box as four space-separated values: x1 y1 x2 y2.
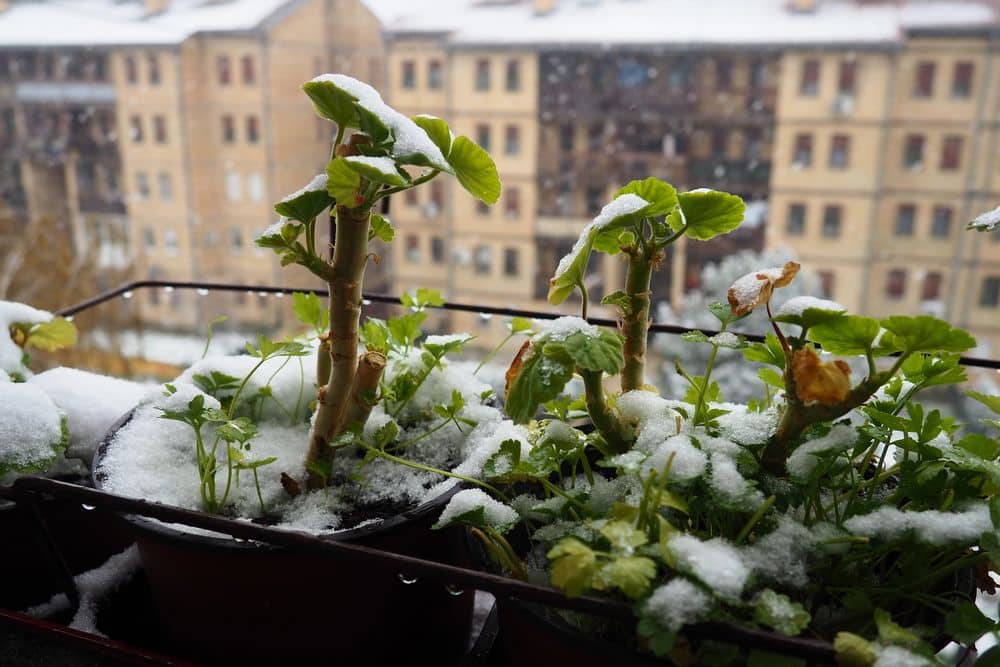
316 334 331 387
621 251 654 392
341 351 387 431
580 368 634 454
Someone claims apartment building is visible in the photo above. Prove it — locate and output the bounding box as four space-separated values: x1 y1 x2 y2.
0 0 384 326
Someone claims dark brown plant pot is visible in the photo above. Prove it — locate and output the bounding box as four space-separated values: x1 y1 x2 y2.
93 416 474 664
0 480 134 612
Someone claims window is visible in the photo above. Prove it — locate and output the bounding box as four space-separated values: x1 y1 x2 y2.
404 187 418 206
246 115 260 144
829 134 850 169
142 228 155 250
405 234 420 262
793 133 812 167
505 59 520 91
505 125 520 155
221 115 235 143
894 203 916 236
130 115 143 143
430 180 444 209
475 59 490 91
818 270 835 299
981 276 1000 307
241 55 255 85
914 61 935 97
712 129 728 158
750 59 767 88
744 129 762 160
431 237 444 263
560 124 574 151
886 269 907 299
125 55 138 84
931 206 953 238
147 54 160 85
428 60 442 89
716 58 733 91
476 123 490 151
786 203 806 235
838 60 857 95
940 135 962 170
229 227 243 251
922 272 942 300
163 229 178 255
799 59 820 96
474 245 491 275
248 172 263 202
821 205 841 238
136 172 150 200
586 185 604 212
505 187 520 218
153 115 167 144
225 171 241 201
504 248 519 276
401 60 416 89
903 134 924 169
217 55 231 85
951 61 973 98
157 171 172 200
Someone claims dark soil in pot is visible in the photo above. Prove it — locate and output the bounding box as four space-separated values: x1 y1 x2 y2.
93 415 475 665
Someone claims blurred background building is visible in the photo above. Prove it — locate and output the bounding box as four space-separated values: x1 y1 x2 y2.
0 0 997 356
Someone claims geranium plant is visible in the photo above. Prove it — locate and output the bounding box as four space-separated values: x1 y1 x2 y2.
437 178 1000 665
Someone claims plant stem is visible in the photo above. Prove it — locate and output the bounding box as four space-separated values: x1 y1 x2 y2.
735 495 776 544
475 332 514 375
621 250 653 392
358 442 510 502
580 368 633 454
341 351 387 430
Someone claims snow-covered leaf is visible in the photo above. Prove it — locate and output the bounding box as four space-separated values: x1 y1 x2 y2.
412 115 452 157
326 157 361 205
615 177 678 217
274 174 332 223
343 156 408 187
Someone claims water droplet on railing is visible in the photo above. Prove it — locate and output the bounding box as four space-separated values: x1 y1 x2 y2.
65 316 74 322
122 291 134 300
274 292 284 299
478 312 493 322
257 291 268 298
196 288 209 296
164 286 174 293
362 299 372 306
445 584 464 596
398 573 418 585
81 504 95 511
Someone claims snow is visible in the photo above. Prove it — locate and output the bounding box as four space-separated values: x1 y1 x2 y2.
777 296 846 317
87 329 251 367
28 368 147 465
0 0 294 47
0 301 53 378
708 451 764 507
667 535 748 600
436 488 519 532
970 204 1000 232
873 645 933 667
553 193 649 280
309 74 448 170
365 0 995 47
424 333 472 347
644 578 712 632
345 155 401 178
844 503 991 546
259 216 291 239
728 264 798 315
740 515 814 588
0 382 65 474
279 173 328 204
25 545 141 635
542 316 601 342
708 332 740 348
640 434 707 483
785 424 856 481
715 404 778 446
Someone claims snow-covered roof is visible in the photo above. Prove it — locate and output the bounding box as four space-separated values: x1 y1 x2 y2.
0 0 297 47
364 0 996 47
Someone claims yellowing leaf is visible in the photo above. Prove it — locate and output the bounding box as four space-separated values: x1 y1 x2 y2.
791 348 851 405
727 261 800 317
548 538 599 597
24 317 77 352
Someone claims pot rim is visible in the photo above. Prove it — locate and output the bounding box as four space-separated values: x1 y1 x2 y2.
92 407 462 550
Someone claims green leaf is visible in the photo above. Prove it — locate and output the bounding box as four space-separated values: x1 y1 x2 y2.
944 601 998 644
326 157 362 205
599 520 648 551
216 417 257 444
548 538 599 597
968 391 1000 415
873 608 923 650
372 420 399 448
809 315 882 356
595 556 656 600
447 135 501 205
505 343 576 424
354 104 390 145
614 177 678 217
833 632 877 667
772 306 847 331
302 77 360 128
682 330 710 344
368 213 395 243
482 438 523 480
753 590 811 637
422 334 472 357
412 115 452 157
758 367 784 389
509 316 534 334
292 292 328 333
977 646 1000 667
600 290 632 316
388 311 427 348
361 317 390 353
401 287 445 310
343 156 408 187
673 189 745 241
879 315 976 355
274 177 333 223
23 317 77 352
957 433 1000 460
561 329 625 375
743 332 787 369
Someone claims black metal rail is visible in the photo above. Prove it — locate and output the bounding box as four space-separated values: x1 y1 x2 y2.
56 280 1000 370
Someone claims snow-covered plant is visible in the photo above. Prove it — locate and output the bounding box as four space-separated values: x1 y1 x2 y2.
437 183 1000 664
256 74 500 492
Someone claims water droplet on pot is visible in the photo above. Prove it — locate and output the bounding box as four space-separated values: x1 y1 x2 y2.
81 504 95 511
445 584 464 596
398 573 418 585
